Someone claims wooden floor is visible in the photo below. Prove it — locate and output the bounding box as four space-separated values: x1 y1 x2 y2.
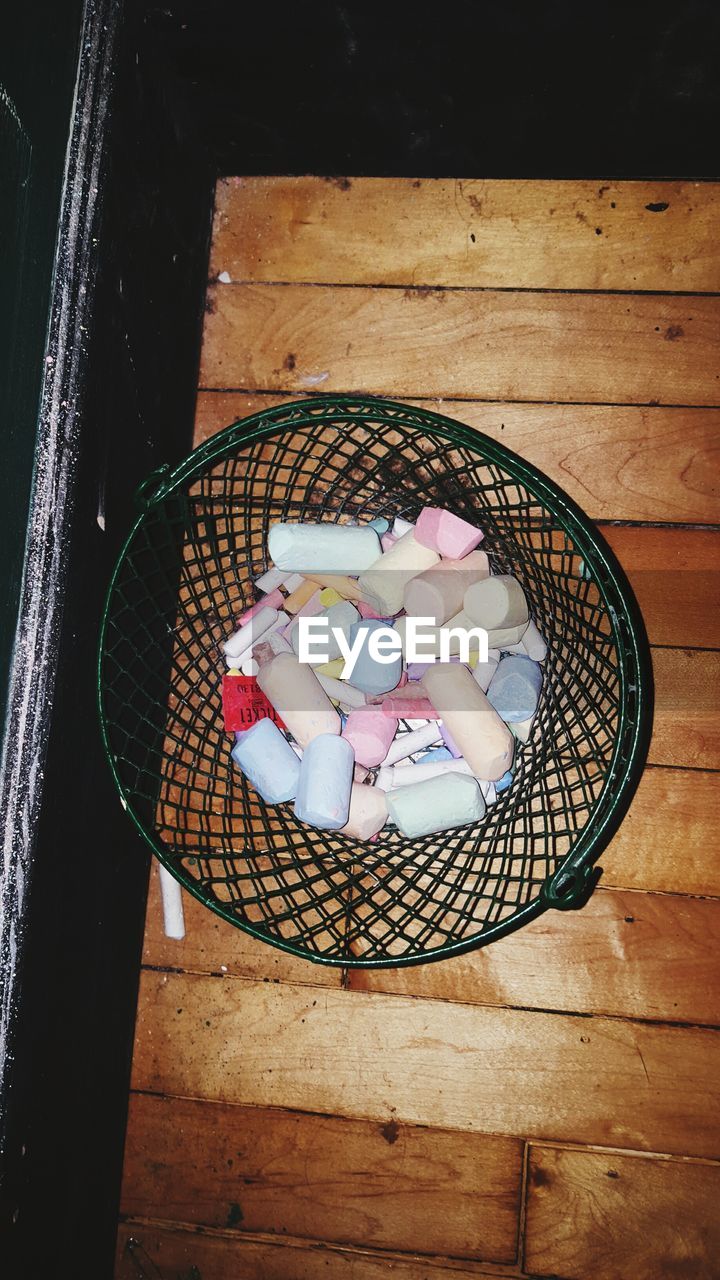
116 178 720 1279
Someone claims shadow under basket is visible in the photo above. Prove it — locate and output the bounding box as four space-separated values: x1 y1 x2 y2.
98 396 653 968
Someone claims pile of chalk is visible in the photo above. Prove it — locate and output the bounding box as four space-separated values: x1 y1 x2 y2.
221 507 547 841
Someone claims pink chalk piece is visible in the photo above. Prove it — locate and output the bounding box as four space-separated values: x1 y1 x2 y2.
368 683 424 705
397 670 408 687
342 705 398 767
414 506 443 550
381 696 438 719
357 599 387 620
415 506 483 559
237 590 284 626
380 532 397 551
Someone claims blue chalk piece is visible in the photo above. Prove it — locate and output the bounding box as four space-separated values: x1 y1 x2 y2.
294 733 354 830
495 770 514 793
346 620 403 696
486 655 543 723
231 717 301 804
416 746 454 764
366 516 390 535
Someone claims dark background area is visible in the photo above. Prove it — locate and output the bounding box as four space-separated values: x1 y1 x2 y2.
1 1 718 1276
0 0 86 733
169 0 720 179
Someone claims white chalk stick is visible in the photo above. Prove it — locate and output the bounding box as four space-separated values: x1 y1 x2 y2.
503 620 548 661
381 721 442 765
225 610 290 668
158 864 185 940
375 767 394 792
316 673 367 709
480 780 497 805
509 713 535 743
255 567 291 594
392 516 415 538
223 605 278 662
473 648 501 692
387 758 473 787
268 522 381 573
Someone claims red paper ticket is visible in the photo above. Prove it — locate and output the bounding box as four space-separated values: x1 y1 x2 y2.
222 674 285 733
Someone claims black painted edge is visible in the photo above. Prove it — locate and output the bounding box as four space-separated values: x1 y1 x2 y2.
0 0 119 1134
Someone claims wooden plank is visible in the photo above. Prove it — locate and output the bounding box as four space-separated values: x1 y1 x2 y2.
194 391 720 528
210 177 720 293
143 768 720 985
115 1221 514 1280
525 1145 720 1279
199 284 720 406
196 391 720 647
601 766 719 897
650 648 720 769
121 1093 523 1263
131 972 720 1158
601 526 720 651
347 887 720 1025
143 863 342 987
146 767 720 992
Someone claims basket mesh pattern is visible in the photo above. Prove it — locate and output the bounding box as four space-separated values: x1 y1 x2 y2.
99 397 647 966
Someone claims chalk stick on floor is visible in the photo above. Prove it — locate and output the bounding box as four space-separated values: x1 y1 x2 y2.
158 863 185 940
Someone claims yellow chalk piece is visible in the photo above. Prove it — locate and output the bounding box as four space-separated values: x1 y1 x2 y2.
467 651 479 668
319 587 343 607
227 667 241 675
317 657 345 678
303 573 365 602
284 579 319 614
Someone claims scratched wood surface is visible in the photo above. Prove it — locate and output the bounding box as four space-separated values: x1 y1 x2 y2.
131 970 720 1160
118 177 720 1279
195 391 720 526
115 1222 519 1280
524 1146 720 1280
200 283 720 406
211 177 720 292
122 1092 523 1262
346 884 720 1024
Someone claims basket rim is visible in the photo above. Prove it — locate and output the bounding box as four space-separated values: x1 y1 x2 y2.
97 394 654 968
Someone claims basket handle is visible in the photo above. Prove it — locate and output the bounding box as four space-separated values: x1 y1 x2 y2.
541 862 602 911
134 464 172 511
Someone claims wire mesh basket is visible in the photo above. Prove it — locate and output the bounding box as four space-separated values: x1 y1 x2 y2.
98 396 652 967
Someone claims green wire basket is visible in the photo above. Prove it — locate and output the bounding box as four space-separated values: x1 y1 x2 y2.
98 396 652 967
